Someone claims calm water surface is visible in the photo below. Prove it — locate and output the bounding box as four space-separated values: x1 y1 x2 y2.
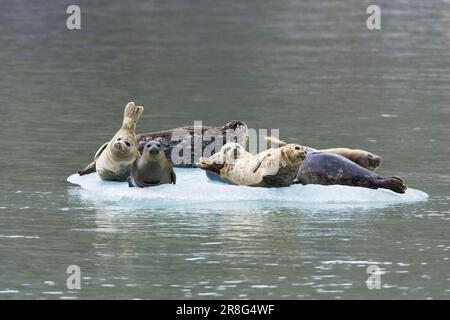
0 0 449 299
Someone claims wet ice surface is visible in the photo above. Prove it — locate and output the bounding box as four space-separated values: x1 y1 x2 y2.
67 169 428 209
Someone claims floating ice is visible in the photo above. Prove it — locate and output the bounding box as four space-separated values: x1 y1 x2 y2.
67 168 428 209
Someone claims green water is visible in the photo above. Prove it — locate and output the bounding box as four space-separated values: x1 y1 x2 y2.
0 0 449 299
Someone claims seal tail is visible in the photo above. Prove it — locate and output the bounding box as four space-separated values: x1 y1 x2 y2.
122 101 144 131
374 176 407 194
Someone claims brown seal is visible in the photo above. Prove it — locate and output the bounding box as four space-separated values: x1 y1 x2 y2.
78 120 249 174
265 136 381 171
78 102 143 181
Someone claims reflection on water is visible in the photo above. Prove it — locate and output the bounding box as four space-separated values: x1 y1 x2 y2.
0 0 449 299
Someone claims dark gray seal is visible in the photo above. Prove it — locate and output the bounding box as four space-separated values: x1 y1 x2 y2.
136 120 248 168
78 120 248 175
127 140 176 188
295 152 407 194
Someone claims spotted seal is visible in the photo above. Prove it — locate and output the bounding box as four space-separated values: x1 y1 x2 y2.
197 142 307 187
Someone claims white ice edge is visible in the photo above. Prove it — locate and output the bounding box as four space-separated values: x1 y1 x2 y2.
67 168 428 207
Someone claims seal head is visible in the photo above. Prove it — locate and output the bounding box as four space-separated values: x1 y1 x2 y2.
265 136 381 171
111 136 136 157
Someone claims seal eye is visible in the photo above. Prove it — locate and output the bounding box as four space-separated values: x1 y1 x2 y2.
295 146 300 150
125 141 131 147
117 138 122 141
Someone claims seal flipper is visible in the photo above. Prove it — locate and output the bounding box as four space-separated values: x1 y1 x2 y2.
259 175 290 188
391 176 404 184
251 157 263 173
373 176 407 194
205 170 235 185
292 177 306 185
139 180 161 187
127 176 135 188
170 168 177 184
196 159 224 175
122 102 144 131
78 142 108 175
78 160 96 176
94 142 109 160
251 153 269 173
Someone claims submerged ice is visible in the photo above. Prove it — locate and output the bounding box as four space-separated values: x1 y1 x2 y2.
67 168 428 208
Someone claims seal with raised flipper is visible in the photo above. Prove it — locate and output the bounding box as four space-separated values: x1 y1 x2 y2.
136 120 249 168
127 140 176 188
196 142 307 187
78 101 144 181
78 120 249 174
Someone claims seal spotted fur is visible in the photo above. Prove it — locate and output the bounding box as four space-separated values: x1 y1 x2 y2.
197 142 307 187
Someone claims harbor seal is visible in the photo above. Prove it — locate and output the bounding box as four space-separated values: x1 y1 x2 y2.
136 120 249 167
295 152 407 193
78 120 249 174
265 136 380 171
197 142 307 187
78 102 144 181
318 148 381 171
128 140 176 187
